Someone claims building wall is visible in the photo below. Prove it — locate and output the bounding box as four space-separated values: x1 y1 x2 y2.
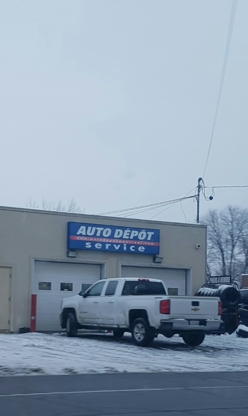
0 206 207 332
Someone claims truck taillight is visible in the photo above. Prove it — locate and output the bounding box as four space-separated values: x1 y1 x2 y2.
218 301 222 316
160 300 170 314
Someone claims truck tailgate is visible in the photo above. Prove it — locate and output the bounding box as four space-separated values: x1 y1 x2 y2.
169 296 220 319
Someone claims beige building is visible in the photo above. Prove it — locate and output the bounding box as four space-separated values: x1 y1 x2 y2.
0 206 207 333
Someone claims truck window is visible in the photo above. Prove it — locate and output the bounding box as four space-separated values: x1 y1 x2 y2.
105 281 118 296
122 281 166 296
86 281 105 297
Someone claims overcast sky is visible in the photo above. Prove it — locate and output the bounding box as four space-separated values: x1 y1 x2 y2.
0 0 247 224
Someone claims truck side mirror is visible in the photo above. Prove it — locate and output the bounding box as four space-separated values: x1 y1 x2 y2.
78 290 85 296
83 292 88 298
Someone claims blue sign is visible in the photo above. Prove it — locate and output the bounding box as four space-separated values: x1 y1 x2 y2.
67 222 160 254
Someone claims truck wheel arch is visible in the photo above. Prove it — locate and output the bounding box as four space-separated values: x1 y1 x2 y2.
62 308 77 328
129 309 150 328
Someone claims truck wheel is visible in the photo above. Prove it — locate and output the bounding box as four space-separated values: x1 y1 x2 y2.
66 312 78 337
131 318 154 347
182 332 205 346
113 330 124 338
239 308 248 318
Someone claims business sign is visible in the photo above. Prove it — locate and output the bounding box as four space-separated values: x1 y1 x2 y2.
209 275 231 285
67 222 160 254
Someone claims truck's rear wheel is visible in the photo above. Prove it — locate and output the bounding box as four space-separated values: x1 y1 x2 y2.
131 318 154 347
66 312 78 337
182 332 205 346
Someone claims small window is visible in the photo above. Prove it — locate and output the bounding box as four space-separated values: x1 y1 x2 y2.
60 283 73 291
81 283 92 292
86 281 105 297
168 288 178 296
105 281 118 296
39 282 51 290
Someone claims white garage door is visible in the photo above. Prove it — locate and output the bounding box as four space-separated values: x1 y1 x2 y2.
34 261 101 331
0 267 11 332
121 266 186 295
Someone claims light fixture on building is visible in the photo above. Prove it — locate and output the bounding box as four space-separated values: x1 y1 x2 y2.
153 255 163 264
67 250 77 258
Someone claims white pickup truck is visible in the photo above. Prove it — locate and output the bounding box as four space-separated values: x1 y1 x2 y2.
60 277 224 346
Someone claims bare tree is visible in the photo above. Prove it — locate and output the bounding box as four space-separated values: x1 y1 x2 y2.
202 206 248 283
26 198 83 214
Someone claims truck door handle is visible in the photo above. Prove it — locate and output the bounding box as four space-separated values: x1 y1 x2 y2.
93 301 99 304
108 301 114 304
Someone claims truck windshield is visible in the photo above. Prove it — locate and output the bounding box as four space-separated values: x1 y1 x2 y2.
122 281 166 296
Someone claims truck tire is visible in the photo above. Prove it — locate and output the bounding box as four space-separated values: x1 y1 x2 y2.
66 312 78 337
113 329 124 339
221 311 238 334
131 318 154 347
196 286 240 309
182 332 205 347
240 290 248 306
238 308 248 318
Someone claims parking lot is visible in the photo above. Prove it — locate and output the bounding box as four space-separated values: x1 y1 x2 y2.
0 330 248 376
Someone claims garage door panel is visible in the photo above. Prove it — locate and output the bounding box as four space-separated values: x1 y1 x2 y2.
0 267 11 332
121 266 186 295
34 261 101 331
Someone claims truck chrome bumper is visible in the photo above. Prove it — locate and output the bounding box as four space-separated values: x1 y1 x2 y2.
159 319 223 332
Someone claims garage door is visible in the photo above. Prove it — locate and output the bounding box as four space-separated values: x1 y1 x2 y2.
34 261 101 331
121 266 186 295
0 267 11 332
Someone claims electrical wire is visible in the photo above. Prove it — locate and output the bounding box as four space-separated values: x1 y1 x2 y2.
206 185 248 200
98 199 179 215
98 190 197 219
202 0 238 179
200 181 248 201
149 187 197 220
123 200 178 218
200 178 212 201
98 182 247 220
206 185 248 189
180 200 187 222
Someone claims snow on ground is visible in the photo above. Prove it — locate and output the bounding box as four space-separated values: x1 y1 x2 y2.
0 331 247 376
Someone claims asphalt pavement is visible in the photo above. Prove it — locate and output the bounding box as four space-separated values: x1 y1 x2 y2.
0 371 248 416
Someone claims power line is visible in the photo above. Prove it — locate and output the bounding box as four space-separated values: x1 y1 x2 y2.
200 182 248 202
205 184 248 199
98 182 247 221
180 201 187 222
128 195 196 219
98 198 185 216
98 193 197 218
149 187 196 220
202 0 238 178
149 201 182 220
124 200 178 218
206 185 248 189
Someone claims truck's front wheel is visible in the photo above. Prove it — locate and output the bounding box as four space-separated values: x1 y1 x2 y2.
182 332 205 346
66 312 78 337
131 318 154 347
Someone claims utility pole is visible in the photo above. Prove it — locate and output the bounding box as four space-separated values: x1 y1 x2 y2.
196 177 202 223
